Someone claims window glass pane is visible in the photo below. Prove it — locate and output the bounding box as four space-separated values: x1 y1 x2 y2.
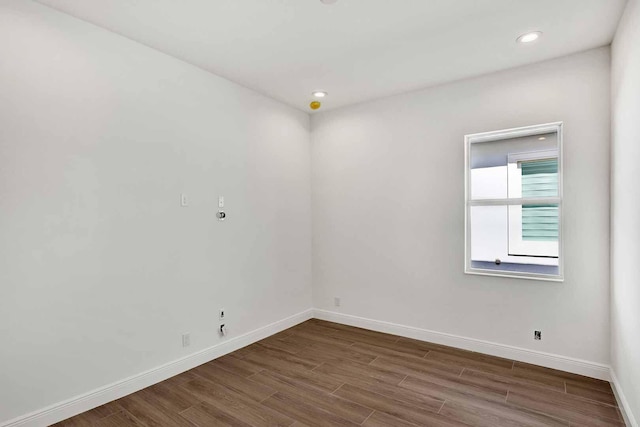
507 203 559 258
522 204 558 242
469 132 558 200
521 159 558 198
470 205 508 263
470 204 559 276
470 166 507 199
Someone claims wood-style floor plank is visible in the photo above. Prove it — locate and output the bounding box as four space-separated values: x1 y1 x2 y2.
52 402 124 427
506 385 624 426
55 320 623 427
460 366 563 394
371 353 464 378
425 350 515 376
115 391 195 427
178 377 293 426
139 380 201 413
211 354 265 378
257 336 308 354
298 322 399 349
439 399 570 427
179 402 252 427
245 351 344 392
334 383 459 426
514 361 611 389
244 346 320 372
93 411 147 427
308 320 400 343
362 411 426 427
565 381 618 406
282 328 356 347
312 359 406 387
351 341 431 362
296 341 377 365
249 369 373 424
399 370 508 404
191 362 275 402
261 392 361 427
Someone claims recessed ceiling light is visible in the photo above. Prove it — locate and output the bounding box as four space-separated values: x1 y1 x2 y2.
517 31 542 44
538 136 547 141
312 91 327 98
320 0 338 4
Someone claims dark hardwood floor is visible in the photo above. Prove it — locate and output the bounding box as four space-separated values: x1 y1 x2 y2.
53 319 624 426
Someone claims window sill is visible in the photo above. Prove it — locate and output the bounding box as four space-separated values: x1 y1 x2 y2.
465 268 564 282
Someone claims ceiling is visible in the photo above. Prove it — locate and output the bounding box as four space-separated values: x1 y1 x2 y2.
35 0 627 112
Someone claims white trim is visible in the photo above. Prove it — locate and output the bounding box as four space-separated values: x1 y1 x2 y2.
313 309 610 381
610 368 638 427
463 268 564 282
468 197 561 206
0 309 314 427
466 122 563 144
464 122 564 281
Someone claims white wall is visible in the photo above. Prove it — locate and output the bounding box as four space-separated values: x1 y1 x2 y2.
0 1 311 423
611 0 640 423
311 48 611 366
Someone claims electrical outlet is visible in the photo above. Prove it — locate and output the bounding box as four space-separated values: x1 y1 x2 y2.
219 324 227 336
182 333 190 347
219 309 225 320
534 330 542 340
180 194 188 207
334 297 341 307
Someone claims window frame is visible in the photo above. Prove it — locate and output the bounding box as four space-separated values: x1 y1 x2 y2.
464 122 564 282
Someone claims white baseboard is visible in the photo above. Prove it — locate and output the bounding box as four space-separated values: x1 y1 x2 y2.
313 309 611 381
610 368 638 427
1 308 313 427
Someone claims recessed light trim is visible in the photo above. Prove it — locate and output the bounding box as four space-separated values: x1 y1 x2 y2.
312 91 327 98
320 0 338 4
517 31 542 44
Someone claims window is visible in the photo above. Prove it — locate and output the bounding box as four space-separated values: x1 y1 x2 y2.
465 123 563 281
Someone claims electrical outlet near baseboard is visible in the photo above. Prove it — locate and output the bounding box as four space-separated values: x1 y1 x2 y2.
334 297 341 307
534 330 542 340
182 333 190 347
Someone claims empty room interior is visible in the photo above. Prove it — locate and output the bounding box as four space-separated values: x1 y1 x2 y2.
1 0 640 426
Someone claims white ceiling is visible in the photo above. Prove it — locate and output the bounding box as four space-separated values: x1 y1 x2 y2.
35 0 626 112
